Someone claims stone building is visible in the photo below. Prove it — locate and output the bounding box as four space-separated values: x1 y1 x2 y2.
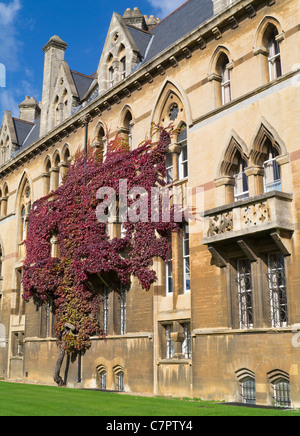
0 0 300 407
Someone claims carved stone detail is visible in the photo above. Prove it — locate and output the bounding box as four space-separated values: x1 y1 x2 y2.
241 202 271 228
208 212 233 236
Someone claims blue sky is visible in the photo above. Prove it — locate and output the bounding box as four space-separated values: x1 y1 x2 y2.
0 0 185 121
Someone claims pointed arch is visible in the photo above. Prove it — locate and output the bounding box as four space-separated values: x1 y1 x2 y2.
215 131 249 202
253 16 284 51
235 368 255 382
92 121 107 144
249 118 287 166
119 104 134 127
92 122 107 161
43 156 52 196
150 78 192 131
52 149 61 168
15 171 32 244
43 155 51 173
119 105 134 150
217 131 249 178
2 182 8 197
209 45 234 76
61 143 71 164
209 46 234 106
15 171 33 211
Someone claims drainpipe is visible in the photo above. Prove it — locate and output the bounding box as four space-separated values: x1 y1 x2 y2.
84 121 88 169
77 351 82 384
80 114 91 170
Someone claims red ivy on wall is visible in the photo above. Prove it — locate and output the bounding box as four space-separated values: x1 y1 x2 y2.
22 126 181 359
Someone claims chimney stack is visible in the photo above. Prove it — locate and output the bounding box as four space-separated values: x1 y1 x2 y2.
123 7 148 31
18 96 40 123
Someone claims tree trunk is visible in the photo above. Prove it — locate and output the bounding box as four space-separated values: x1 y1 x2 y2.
53 345 66 386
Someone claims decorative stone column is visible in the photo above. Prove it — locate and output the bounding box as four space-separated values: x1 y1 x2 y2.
168 142 181 182
214 176 235 206
58 162 69 184
208 73 222 109
170 330 185 359
244 165 264 197
0 196 7 217
41 172 51 195
50 167 60 192
276 154 290 192
50 235 60 258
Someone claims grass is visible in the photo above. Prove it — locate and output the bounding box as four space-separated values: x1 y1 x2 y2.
0 381 299 416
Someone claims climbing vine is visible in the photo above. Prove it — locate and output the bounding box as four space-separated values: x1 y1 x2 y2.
22 125 183 385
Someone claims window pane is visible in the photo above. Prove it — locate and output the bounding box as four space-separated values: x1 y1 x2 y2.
100 371 107 390
166 152 173 184
182 323 191 359
165 324 175 359
237 259 253 329
242 378 256 405
267 254 288 327
120 287 127 335
274 379 291 407
183 224 190 293
103 288 109 335
268 30 282 81
264 158 281 192
166 233 173 294
118 372 125 392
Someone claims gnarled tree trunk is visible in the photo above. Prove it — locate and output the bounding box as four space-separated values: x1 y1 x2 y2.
53 344 66 386
53 323 76 386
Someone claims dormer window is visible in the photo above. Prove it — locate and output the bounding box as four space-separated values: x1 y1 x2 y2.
120 57 126 80
109 67 114 88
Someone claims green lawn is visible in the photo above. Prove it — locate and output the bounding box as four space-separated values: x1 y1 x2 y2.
0 382 299 416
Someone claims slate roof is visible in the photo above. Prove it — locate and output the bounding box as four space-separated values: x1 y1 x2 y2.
126 25 153 59
71 71 94 101
7 0 215 156
129 0 214 64
13 118 35 146
12 116 40 157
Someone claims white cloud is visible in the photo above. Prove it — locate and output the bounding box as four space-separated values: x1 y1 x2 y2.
0 89 19 120
0 0 21 25
0 0 22 70
147 0 186 18
0 0 22 119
